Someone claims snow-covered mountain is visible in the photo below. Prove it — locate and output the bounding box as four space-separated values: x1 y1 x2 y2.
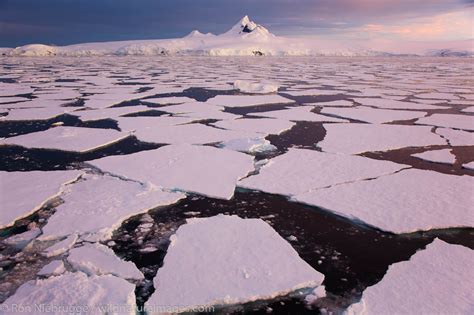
0 16 471 57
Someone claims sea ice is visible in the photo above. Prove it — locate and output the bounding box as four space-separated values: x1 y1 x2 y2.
219 137 277 153
239 149 406 196
416 114 474 131
249 106 348 122
319 124 446 154
71 105 150 122
346 239 474 315
4 228 41 249
321 107 426 124
0 171 82 229
1 126 130 153
40 174 185 241
463 161 474 170
67 243 143 280
353 98 443 110
89 144 255 199
37 260 66 277
412 149 456 164
212 118 294 135
206 95 293 107
0 272 136 315
42 234 78 257
294 169 474 233
145 215 325 312
144 96 196 105
435 128 474 146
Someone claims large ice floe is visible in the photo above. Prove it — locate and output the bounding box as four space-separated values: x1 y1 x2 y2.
416 114 474 131
0 170 82 229
233 80 279 94
1 126 130 153
145 215 325 312
294 169 474 233
239 149 407 196
320 107 427 124
346 239 474 315
436 128 474 146
206 94 293 107
249 106 348 122
89 144 254 199
40 174 185 241
352 98 445 110
0 272 137 315
318 124 446 154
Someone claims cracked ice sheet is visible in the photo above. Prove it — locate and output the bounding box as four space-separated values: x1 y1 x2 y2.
319 124 446 154
89 144 254 200
71 105 150 121
294 169 474 233
0 107 70 121
239 149 406 196
305 100 354 107
144 96 196 105
249 106 348 123
0 171 82 229
116 116 196 132
416 114 474 131
129 123 260 145
145 215 324 312
284 89 346 96
436 128 474 146
212 118 295 135
346 239 474 315
158 103 240 120
353 98 444 110
40 174 185 241
412 149 456 165
67 243 143 280
0 272 136 315
1 126 130 153
206 95 293 107
321 107 426 124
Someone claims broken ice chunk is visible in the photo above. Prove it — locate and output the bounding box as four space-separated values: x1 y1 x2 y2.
346 239 474 315
0 170 82 229
412 149 456 165
37 260 65 277
320 106 426 124
67 243 143 280
89 144 254 200
416 114 474 131
145 215 324 312
233 80 279 94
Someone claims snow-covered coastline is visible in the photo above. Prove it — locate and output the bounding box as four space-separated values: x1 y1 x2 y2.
2 16 471 57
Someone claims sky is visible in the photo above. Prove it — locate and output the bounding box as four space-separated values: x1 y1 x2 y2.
0 0 473 50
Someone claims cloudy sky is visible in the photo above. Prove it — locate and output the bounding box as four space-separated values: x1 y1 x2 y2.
1 0 473 51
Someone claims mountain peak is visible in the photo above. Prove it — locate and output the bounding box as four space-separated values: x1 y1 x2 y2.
224 15 273 38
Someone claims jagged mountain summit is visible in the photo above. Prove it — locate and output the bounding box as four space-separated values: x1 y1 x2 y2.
1 16 468 57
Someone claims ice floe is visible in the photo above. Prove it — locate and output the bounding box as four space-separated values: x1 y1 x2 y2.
320 107 426 124
0 272 136 315
0 171 82 229
67 243 143 280
416 114 474 131
41 174 185 241
212 118 295 135
463 161 474 170
233 80 279 94
219 137 277 153
37 260 66 277
250 106 348 122
43 234 79 257
71 105 150 122
435 128 474 146
206 95 293 107
239 149 406 196
89 144 254 199
145 215 325 312
294 169 474 233
412 149 456 164
346 239 474 315
353 98 443 110
1 126 130 153
319 124 446 154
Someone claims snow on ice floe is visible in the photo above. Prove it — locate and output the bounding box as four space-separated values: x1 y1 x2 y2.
71 105 150 122
127 123 260 145
40 174 185 241
320 107 426 124
212 118 295 135
89 144 254 199
67 243 143 280
353 98 444 110
233 80 279 94
416 114 474 131
319 124 446 154
436 128 474 146
1 126 130 153
0 171 82 229
294 169 474 233
145 215 325 312
249 106 348 122
239 149 407 196
412 149 456 164
346 239 474 315
0 272 136 315
206 95 293 107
